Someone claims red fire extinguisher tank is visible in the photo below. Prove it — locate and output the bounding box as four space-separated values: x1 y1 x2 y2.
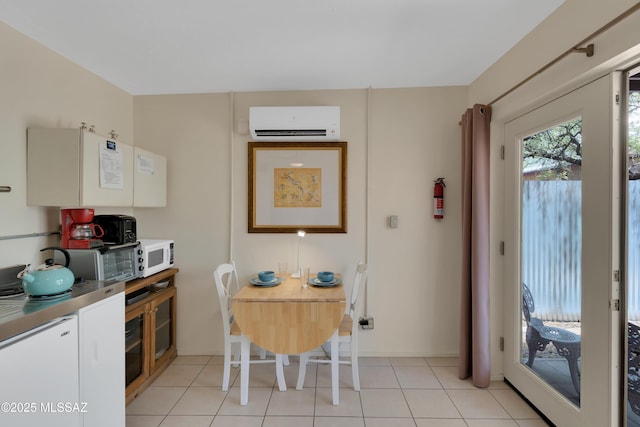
433 178 445 219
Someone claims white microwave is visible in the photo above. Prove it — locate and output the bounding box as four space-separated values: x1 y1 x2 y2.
138 239 174 278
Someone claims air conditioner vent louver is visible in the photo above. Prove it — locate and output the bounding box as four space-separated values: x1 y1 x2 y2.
250 106 340 141
255 129 327 137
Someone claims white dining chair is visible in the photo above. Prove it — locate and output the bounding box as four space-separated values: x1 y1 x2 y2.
229 260 268 361
214 262 287 404
296 262 368 405
229 260 290 365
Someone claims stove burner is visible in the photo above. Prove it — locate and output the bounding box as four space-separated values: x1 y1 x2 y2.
0 286 25 298
28 289 73 301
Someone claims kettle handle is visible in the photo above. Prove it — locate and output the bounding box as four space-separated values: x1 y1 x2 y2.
40 246 71 268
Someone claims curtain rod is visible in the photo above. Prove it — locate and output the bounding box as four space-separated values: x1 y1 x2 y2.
487 2 640 107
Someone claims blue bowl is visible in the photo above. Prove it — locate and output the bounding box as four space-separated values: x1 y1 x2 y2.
317 271 334 282
258 270 275 282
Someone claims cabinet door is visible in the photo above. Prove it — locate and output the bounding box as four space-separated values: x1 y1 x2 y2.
133 147 167 207
78 292 125 427
125 302 149 396
27 128 82 206
81 131 134 206
150 287 177 373
0 316 80 427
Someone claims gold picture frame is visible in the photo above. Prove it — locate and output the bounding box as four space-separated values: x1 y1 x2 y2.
248 141 347 233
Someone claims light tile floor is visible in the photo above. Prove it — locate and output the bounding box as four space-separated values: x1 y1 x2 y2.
126 356 550 427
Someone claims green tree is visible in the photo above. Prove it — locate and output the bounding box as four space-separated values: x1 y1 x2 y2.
522 119 581 180
522 92 640 180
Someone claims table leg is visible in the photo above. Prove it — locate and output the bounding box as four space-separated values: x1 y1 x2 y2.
240 334 250 405
296 352 308 390
276 354 287 391
331 330 339 405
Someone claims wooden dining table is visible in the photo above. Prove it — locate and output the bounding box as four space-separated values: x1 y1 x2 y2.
231 274 346 355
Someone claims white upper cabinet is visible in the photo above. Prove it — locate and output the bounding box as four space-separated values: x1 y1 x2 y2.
28 128 134 207
27 128 167 207
133 147 167 207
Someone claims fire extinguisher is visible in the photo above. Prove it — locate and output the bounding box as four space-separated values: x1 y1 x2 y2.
433 178 445 219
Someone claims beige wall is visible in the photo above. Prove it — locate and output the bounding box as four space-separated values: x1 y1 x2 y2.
134 87 468 356
0 21 133 267
133 93 233 356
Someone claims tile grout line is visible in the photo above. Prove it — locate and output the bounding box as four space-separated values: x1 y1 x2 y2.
389 360 416 426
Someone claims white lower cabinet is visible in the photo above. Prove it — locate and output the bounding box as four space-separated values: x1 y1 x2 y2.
0 293 124 427
78 292 125 427
0 316 81 427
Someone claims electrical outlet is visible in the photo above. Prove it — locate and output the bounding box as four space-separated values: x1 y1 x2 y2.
359 316 374 330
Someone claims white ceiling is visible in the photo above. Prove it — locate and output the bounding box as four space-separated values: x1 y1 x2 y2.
0 0 564 95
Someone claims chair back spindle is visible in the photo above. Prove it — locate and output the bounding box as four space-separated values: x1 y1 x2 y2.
214 263 235 337
349 263 368 318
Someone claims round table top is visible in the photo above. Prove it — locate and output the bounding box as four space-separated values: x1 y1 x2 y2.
232 275 346 354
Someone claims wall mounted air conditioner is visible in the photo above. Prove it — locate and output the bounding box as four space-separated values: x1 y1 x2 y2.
249 106 340 141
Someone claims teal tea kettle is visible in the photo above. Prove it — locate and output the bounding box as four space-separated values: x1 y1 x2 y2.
18 247 75 297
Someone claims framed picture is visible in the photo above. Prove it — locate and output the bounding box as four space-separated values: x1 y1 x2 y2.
248 141 347 233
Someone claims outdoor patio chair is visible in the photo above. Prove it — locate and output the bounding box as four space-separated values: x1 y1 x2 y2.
522 283 581 396
628 322 640 416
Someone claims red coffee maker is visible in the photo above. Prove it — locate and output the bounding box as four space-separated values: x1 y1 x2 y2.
60 208 105 249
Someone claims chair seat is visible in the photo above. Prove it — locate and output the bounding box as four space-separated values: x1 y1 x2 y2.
338 315 352 336
532 320 580 344
230 320 241 336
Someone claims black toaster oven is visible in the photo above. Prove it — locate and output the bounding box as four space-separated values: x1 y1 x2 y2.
93 214 137 245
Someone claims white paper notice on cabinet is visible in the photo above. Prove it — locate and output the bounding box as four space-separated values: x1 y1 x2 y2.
99 141 124 189
137 154 155 175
